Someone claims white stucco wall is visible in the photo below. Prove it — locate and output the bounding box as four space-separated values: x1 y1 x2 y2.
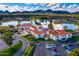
35 34 45 38
53 24 64 30
50 34 72 41
52 23 78 30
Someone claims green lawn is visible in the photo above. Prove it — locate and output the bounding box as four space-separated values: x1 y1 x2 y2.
66 19 79 26
23 45 36 56
66 30 77 34
23 35 56 43
70 21 79 26
0 42 22 56
34 38 56 42
23 35 35 42
71 36 79 42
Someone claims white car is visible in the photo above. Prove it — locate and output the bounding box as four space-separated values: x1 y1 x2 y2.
46 44 56 48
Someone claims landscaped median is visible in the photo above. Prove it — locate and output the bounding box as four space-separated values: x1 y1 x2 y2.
23 45 36 56
21 35 36 56
0 41 22 56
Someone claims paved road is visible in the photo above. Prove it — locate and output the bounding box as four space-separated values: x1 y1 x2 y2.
33 42 46 56
0 40 9 51
13 34 29 56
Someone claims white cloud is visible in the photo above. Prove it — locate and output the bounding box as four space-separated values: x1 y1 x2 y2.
66 4 79 12
49 4 61 11
23 6 39 11
7 5 23 12
0 4 39 12
0 3 78 13
50 4 79 13
0 4 8 11
67 4 78 9
45 3 57 6
0 4 23 12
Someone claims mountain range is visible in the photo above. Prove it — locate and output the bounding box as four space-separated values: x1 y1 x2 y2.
0 9 79 14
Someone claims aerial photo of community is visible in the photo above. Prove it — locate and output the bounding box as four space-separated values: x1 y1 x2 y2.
0 3 79 56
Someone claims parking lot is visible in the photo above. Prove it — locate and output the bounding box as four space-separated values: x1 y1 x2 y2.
33 42 68 56
62 42 79 54
46 42 68 56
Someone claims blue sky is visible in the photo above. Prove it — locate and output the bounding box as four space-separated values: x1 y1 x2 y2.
0 3 79 12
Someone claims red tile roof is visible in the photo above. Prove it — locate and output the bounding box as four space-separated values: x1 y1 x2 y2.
19 24 37 30
31 29 71 36
48 30 71 36
18 24 71 36
31 30 46 34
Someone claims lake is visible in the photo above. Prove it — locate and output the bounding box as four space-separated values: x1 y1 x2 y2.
0 21 78 30
1 21 31 26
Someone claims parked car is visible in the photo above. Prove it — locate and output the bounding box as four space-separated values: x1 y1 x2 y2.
46 44 56 48
36 43 41 46
53 48 57 51
51 51 61 56
54 53 61 56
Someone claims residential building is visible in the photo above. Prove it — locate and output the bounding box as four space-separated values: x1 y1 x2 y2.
18 23 72 41
31 30 47 38
18 23 37 30
48 30 72 41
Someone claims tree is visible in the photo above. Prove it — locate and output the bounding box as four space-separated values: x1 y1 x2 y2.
69 52 77 56
1 31 13 46
64 26 68 30
48 22 54 29
69 48 79 56
17 19 21 26
34 20 41 25
73 48 79 55
8 25 18 33
0 21 1 25
9 25 14 28
0 26 10 34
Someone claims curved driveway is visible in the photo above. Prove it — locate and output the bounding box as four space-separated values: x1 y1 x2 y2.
13 34 29 56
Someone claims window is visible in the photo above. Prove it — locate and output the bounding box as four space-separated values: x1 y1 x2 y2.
69 34 71 37
39 35 41 36
56 36 59 38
